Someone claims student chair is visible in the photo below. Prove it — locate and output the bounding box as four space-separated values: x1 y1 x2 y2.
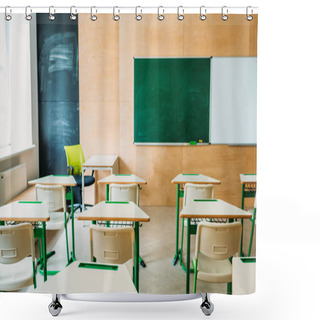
180 183 215 262
109 184 139 204
193 221 242 294
0 223 37 291
108 183 146 268
90 225 135 278
247 198 257 257
35 184 70 264
64 144 95 211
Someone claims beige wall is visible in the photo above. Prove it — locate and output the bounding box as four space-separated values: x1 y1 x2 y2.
79 14 257 207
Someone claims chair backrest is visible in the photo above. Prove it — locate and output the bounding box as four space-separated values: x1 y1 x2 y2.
195 222 242 260
183 183 214 207
109 184 138 204
0 223 35 264
64 144 86 175
35 184 66 212
90 225 135 265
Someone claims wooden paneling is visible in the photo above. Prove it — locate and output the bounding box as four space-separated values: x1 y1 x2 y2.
78 14 257 207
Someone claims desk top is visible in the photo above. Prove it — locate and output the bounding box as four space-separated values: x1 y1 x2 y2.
0 201 50 222
28 175 77 187
33 261 137 294
83 155 118 168
240 174 257 184
172 174 221 185
180 199 252 219
77 201 150 222
98 174 147 185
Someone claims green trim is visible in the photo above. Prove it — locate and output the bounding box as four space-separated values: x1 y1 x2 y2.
105 201 129 204
18 201 42 204
115 174 132 176
194 199 217 202
78 262 119 271
240 257 256 263
243 173 256 176
182 174 199 175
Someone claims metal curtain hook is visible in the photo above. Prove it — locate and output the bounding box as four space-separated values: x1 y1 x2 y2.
113 6 120 21
246 6 253 21
25 6 32 21
221 6 228 21
200 5 207 21
49 6 55 21
5 6 12 21
70 6 77 21
157 6 164 21
90 6 97 21
135 6 142 21
177 6 184 21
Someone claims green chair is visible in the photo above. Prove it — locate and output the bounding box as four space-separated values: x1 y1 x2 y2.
64 144 95 211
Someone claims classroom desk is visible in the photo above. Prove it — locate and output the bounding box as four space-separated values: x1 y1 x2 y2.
98 174 147 203
171 174 221 267
240 174 256 209
34 261 137 294
77 201 150 292
180 199 252 294
28 175 77 264
82 155 119 209
0 201 50 282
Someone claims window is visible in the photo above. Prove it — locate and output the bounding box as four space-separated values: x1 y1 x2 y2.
0 15 33 159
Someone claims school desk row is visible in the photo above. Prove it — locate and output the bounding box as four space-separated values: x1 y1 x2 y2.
0 173 256 294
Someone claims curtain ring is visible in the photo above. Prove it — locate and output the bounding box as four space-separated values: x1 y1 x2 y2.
113 6 120 21
48 6 55 21
246 6 253 21
221 6 228 21
135 6 142 21
157 6 164 21
200 5 207 21
70 6 77 21
5 6 12 21
90 6 97 21
177 6 184 21
25 6 32 21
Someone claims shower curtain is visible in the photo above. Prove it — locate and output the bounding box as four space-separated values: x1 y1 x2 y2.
0 8 257 299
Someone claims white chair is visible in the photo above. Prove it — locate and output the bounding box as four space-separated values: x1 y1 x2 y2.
0 223 37 291
35 184 69 262
183 183 214 207
90 225 135 278
109 183 139 204
193 221 242 294
181 183 215 258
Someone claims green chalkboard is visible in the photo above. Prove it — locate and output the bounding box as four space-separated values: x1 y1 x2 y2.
134 58 210 144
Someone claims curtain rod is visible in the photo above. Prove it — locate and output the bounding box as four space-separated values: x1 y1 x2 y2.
0 6 258 15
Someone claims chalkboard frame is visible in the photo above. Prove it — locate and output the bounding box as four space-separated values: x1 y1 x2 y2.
133 57 211 145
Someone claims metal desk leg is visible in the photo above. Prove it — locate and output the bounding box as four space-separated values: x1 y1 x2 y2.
42 221 47 282
134 221 140 292
186 218 191 294
172 184 180 266
70 186 76 261
82 168 85 211
106 184 109 201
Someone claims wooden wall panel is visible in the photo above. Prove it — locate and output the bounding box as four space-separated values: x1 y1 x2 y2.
79 14 257 206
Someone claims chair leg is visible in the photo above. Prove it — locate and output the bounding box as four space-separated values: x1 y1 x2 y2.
64 211 70 263
180 218 185 262
227 282 232 295
32 261 37 289
193 259 198 293
248 217 256 257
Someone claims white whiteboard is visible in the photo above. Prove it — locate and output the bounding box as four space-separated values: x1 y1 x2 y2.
210 57 257 145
